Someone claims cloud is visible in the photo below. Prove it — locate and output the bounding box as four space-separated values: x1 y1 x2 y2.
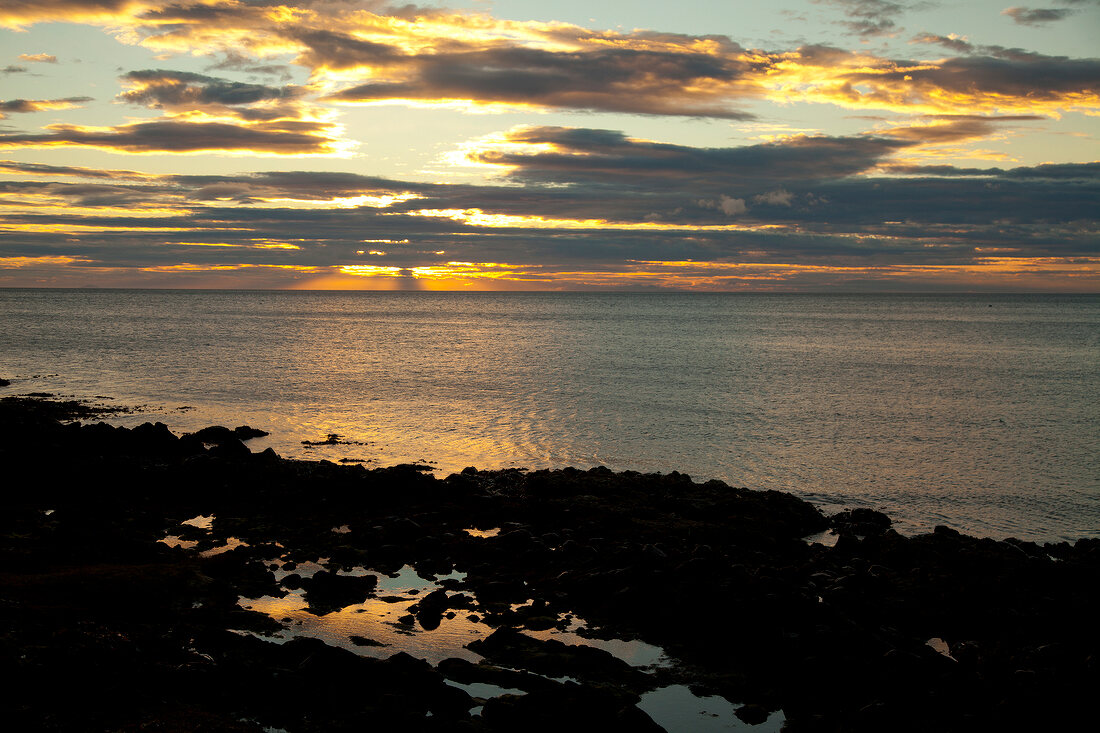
836 51 1100 115
3 2 1093 120
0 97 93 118
817 0 911 37
910 33 975 53
118 70 303 112
699 195 748 216
753 189 795 206
1 65 29 75
204 50 293 80
0 118 346 155
2 147 1096 291
0 159 152 179
18 53 58 63
0 0 151 29
1002 7 1076 25
880 115 1042 143
324 43 756 119
463 126 910 188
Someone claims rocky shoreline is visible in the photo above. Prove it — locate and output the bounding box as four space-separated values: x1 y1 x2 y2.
1 394 1096 731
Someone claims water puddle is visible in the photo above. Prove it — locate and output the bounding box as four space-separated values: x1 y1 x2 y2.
445 679 525 699
926 637 957 662
639 685 786 732
525 624 671 669
241 564 485 664
463 527 501 538
159 514 250 556
802 529 839 547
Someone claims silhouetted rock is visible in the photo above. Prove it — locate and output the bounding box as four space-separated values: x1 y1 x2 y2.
301 570 378 615
832 507 893 536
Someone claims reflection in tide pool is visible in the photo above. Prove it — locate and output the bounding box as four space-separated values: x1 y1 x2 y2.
241 564 484 665
240 561 675 671
524 625 670 669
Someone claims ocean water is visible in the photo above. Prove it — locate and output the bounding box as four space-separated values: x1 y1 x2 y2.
1 289 1097 543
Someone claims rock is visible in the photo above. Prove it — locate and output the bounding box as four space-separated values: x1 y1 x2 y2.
466 628 650 689
208 437 250 459
233 425 269 440
301 571 378 615
184 425 238 443
831 507 892 536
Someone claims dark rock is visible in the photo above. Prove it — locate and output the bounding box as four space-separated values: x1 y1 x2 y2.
184 425 238 443
832 507 892 536
466 628 650 690
233 425 269 440
301 571 378 615
3 396 1097 732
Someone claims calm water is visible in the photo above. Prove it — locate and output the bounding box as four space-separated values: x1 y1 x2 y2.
1 289 1097 542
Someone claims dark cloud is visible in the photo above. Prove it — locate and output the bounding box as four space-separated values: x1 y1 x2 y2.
289 29 405 71
1 65 29 75
325 45 756 119
881 115 1042 143
467 126 908 187
0 159 150 178
818 0 910 37
1002 7 1076 25
0 97 93 116
2 152 1096 291
0 118 342 154
843 51 1100 102
119 69 302 109
204 50 293 80
883 162 1100 179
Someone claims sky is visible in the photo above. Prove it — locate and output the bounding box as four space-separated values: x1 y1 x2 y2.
0 0 1097 291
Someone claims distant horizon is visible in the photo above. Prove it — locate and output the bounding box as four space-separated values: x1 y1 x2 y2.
3 286 1097 296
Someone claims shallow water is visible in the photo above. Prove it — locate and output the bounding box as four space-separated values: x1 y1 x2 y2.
2 289 1097 542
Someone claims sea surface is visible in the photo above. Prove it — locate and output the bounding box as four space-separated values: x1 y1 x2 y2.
2 289 1097 543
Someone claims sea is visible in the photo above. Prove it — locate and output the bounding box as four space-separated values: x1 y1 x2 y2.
2 289 1097 543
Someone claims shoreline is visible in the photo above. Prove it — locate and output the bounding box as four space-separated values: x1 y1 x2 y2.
2 394 1097 730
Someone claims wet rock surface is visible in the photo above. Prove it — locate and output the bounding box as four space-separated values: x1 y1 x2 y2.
1 395 1097 731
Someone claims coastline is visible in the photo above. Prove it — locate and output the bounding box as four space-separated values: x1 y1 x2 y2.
2 394 1097 731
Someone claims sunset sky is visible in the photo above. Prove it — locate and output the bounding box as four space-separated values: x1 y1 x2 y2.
1 0 1097 290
